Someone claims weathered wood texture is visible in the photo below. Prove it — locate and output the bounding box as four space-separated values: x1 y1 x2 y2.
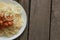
29 0 51 40
50 0 60 40
14 0 29 40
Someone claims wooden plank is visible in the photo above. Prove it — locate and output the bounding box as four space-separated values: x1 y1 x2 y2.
14 0 29 40
50 0 60 40
29 0 51 40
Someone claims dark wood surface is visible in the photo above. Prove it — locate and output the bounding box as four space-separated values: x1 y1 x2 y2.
50 0 60 40
14 0 60 40
29 0 51 40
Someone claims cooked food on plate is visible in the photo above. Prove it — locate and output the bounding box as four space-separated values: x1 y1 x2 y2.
0 2 23 37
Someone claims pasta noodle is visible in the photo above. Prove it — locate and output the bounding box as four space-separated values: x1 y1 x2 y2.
0 2 23 37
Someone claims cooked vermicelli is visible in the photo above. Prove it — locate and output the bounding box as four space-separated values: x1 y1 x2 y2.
0 2 23 37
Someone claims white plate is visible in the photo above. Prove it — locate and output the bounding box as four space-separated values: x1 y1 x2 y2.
0 0 27 40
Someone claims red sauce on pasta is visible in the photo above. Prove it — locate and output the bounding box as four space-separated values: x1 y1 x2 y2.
0 13 13 29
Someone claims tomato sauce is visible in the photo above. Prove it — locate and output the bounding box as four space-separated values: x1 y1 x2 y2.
0 13 13 29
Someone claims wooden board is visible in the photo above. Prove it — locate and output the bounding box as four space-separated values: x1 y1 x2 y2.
29 0 51 40
14 0 29 40
50 0 60 40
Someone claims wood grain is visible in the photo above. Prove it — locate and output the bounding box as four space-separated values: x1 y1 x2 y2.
50 0 60 40
29 0 51 40
14 0 29 40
